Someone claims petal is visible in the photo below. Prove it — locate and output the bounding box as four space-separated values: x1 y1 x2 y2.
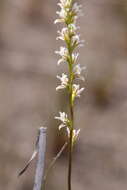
57 59 63 65
56 85 66 91
59 124 66 130
66 127 70 138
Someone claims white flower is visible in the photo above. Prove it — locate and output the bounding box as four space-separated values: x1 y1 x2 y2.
55 112 80 140
56 9 67 19
67 128 80 142
55 112 70 136
54 18 64 24
72 129 80 142
55 112 68 130
56 73 69 90
68 23 80 32
55 46 68 57
73 3 82 13
56 27 68 41
59 124 70 138
73 129 80 137
55 111 68 123
56 25 81 45
73 64 86 81
72 84 85 97
73 64 86 75
54 9 67 24
72 3 83 18
72 52 79 63
54 0 71 24
55 47 68 65
58 0 71 9
72 34 80 43
72 35 84 48
54 0 83 23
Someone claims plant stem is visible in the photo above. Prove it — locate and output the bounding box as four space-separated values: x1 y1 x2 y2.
68 57 74 190
66 12 74 190
68 103 73 190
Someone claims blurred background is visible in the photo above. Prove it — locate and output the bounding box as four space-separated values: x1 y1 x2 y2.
0 0 127 189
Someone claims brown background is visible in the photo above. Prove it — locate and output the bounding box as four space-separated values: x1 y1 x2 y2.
0 0 127 189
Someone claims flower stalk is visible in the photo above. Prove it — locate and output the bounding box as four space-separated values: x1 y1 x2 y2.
54 0 85 190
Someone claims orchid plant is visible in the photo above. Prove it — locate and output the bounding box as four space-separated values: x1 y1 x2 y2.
54 0 85 190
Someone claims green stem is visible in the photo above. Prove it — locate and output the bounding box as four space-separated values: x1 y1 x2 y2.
68 50 74 190
66 17 74 190
68 103 73 190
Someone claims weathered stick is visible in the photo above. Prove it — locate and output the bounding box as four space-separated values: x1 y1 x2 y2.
44 142 68 183
33 127 47 190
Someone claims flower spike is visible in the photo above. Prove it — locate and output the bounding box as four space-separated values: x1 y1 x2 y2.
54 0 85 189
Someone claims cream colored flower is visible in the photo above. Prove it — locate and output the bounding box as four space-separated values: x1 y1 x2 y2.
72 84 85 97
55 47 68 65
73 64 86 81
56 73 69 90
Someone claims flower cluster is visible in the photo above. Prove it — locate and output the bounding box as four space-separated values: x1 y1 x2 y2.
54 0 83 24
56 73 69 90
55 112 70 133
55 0 85 143
55 112 80 144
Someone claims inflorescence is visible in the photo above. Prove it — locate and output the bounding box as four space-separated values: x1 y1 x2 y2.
54 0 85 145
